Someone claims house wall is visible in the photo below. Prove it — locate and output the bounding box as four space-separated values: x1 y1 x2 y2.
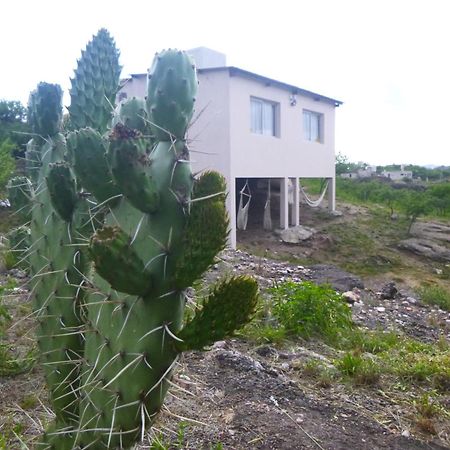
186 70 231 179
228 75 336 179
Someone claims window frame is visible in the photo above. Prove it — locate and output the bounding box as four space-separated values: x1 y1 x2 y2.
303 109 323 143
250 96 279 137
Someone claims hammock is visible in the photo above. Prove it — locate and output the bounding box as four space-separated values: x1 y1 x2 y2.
237 180 251 230
299 179 329 208
263 179 272 230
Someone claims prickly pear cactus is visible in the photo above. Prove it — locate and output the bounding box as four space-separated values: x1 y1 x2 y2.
26 41 258 450
68 28 121 133
27 83 87 432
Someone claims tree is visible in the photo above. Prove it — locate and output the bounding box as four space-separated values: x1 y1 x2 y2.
403 193 429 234
335 153 366 175
0 100 30 157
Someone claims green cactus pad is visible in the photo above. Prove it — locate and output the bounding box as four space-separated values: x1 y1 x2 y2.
89 225 153 295
24 138 41 183
109 124 160 213
46 163 78 222
66 128 121 205
146 49 198 140
69 28 121 132
28 83 63 137
175 171 228 289
176 276 259 351
112 97 151 134
7 176 33 221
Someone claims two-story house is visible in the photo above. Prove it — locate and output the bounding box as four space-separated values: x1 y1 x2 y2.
119 48 342 248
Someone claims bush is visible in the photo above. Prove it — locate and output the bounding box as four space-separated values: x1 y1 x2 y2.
269 281 353 341
0 139 15 194
417 284 450 311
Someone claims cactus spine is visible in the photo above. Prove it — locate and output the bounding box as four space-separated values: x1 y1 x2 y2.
21 39 257 450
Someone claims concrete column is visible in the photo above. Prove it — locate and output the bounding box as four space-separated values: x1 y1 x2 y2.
280 177 289 229
290 177 300 226
327 177 336 212
227 176 237 249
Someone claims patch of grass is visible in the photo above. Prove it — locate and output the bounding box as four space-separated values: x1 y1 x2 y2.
341 329 400 354
1 250 17 270
240 323 287 345
417 284 450 311
269 281 353 342
335 352 381 386
150 422 223 449
20 393 38 410
296 359 337 388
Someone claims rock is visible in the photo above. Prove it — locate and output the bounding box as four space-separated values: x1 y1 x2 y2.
342 290 361 304
330 210 343 217
375 307 386 313
308 264 364 292
8 268 27 279
275 225 316 244
380 282 398 299
398 238 450 262
215 349 264 373
401 430 410 438
254 345 278 358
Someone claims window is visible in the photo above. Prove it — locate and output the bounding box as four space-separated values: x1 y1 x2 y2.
303 110 323 142
251 97 278 136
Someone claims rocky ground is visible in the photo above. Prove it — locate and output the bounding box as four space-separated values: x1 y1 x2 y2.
0 202 449 449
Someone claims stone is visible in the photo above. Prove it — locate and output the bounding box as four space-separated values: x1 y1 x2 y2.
275 225 316 244
398 238 450 262
342 290 360 304
379 282 398 299
308 264 364 292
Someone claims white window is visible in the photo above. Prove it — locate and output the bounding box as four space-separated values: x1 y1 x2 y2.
303 110 323 142
251 97 278 136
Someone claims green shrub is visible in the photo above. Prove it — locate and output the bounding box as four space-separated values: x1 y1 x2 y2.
0 139 15 194
417 284 450 311
335 352 381 385
270 281 353 341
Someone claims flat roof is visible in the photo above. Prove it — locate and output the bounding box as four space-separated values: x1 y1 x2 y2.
125 66 343 107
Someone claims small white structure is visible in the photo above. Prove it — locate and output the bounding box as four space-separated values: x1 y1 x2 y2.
381 165 413 181
119 48 342 248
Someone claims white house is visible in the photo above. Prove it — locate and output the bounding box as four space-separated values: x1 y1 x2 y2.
381 165 413 181
119 48 342 248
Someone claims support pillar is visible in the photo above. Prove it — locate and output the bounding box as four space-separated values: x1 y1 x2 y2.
280 177 289 229
327 177 336 212
290 177 300 226
228 176 237 249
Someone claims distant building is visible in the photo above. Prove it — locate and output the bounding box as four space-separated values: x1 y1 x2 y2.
381 165 413 180
340 166 375 179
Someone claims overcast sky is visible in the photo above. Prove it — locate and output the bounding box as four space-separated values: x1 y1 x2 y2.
2 0 449 166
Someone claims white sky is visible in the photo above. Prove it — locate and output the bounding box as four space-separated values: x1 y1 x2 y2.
1 0 449 166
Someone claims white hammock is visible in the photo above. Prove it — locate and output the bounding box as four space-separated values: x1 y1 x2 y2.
237 180 251 230
299 179 329 208
263 179 272 230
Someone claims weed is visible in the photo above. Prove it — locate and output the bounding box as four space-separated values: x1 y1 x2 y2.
240 323 287 345
335 352 381 386
417 284 450 311
269 281 353 342
415 417 437 434
150 421 223 449
20 393 39 410
0 344 35 377
341 329 399 354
